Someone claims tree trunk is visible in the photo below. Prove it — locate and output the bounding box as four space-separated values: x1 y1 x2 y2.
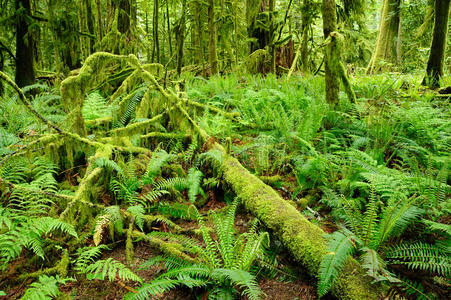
15 0 35 87
218 150 382 299
192 1 203 64
300 0 312 73
269 0 275 73
48 0 81 73
422 0 450 88
152 0 159 63
208 0 218 75
176 0 187 75
322 0 339 105
114 0 131 35
367 0 401 74
95 0 103 41
246 0 270 54
166 0 172 58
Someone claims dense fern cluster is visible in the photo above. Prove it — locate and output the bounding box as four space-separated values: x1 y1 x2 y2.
0 71 449 299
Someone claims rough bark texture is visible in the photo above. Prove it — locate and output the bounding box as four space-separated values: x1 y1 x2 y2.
422 0 450 88
322 0 339 105
219 152 382 299
367 0 401 74
15 0 35 87
208 0 218 75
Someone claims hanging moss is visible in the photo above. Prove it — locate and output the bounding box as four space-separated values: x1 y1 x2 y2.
60 52 129 136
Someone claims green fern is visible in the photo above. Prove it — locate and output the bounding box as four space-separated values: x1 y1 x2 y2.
318 231 357 297
21 275 73 300
74 245 110 274
84 258 142 283
385 242 451 277
187 167 204 203
82 91 111 121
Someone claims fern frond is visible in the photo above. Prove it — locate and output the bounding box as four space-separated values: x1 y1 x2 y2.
74 245 110 274
385 242 451 277
211 268 262 300
127 205 145 230
318 231 356 297
85 258 142 283
124 278 180 300
187 168 204 203
21 275 73 300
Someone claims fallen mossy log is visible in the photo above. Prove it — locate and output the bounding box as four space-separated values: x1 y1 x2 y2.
218 152 382 299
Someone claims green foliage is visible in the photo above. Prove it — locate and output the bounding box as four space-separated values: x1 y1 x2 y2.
0 209 77 268
21 275 73 300
385 242 451 277
83 257 142 283
74 245 110 274
133 199 267 299
82 91 111 121
318 231 356 297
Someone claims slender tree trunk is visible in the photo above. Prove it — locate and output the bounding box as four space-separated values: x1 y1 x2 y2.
152 0 159 63
193 1 203 64
166 0 172 58
422 0 450 88
15 0 35 87
95 0 103 41
367 0 401 74
208 0 218 75
322 0 339 105
269 0 275 73
300 0 312 73
176 0 187 75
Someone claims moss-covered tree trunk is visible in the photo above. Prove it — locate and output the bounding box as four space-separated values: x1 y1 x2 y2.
208 0 218 75
114 0 131 35
322 0 339 105
15 0 35 87
422 0 450 88
246 0 270 54
367 0 401 74
48 0 81 74
217 151 382 299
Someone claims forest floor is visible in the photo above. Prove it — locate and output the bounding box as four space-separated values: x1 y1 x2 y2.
0 70 450 300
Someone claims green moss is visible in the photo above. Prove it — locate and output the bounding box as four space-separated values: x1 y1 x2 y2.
220 153 382 299
126 223 134 266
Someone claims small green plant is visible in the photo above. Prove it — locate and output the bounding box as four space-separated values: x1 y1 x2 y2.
129 199 268 300
20 275 74 300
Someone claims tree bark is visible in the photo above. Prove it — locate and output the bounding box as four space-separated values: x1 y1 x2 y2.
192 1 203 64
176 0 187 75
367 0 401 74
15 0 35 87
300 0 312 73
422 0 450 88
208 0 218 75
152 0 159 63
322 0 339 105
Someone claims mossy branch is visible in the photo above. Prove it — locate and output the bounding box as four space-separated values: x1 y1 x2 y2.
0 71 63 133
